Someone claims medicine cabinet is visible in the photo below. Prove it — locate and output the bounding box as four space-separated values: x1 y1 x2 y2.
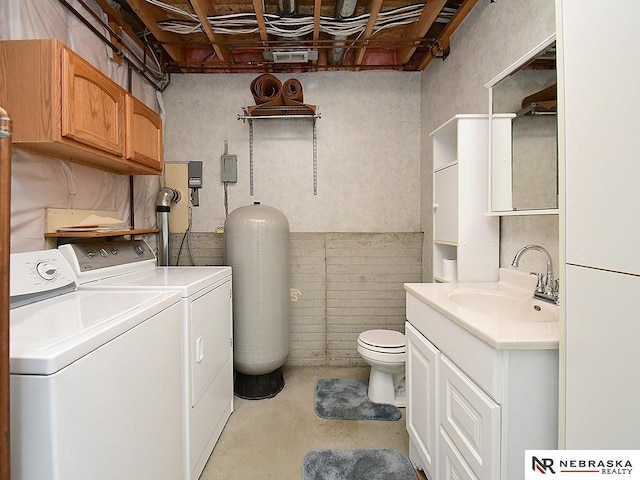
486 34 559 215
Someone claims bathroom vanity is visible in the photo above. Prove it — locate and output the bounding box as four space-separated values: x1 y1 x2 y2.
404 269 559 480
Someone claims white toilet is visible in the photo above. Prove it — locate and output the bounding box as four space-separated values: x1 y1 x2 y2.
357 329 406 407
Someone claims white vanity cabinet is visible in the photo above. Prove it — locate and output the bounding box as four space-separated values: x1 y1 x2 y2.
405 290 559 480
431 115 499 283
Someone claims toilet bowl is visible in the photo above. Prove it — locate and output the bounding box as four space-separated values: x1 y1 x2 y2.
357 329 406 407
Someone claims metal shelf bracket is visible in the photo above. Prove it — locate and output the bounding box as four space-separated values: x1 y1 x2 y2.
238 107 321 195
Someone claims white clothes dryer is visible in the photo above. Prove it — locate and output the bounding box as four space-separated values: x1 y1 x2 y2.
59 240 233 480
9 249 184 480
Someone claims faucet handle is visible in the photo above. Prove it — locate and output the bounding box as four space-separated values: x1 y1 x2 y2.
530 272 545 293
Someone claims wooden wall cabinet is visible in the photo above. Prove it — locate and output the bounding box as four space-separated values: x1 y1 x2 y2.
0 39 162 175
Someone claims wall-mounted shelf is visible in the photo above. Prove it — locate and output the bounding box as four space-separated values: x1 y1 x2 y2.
44 208 157 248
45 228 158 239
238 107 321 195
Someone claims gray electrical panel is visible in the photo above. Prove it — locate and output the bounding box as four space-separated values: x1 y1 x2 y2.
221 154 237 183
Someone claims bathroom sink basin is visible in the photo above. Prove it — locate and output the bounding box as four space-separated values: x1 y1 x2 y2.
447 290 558 323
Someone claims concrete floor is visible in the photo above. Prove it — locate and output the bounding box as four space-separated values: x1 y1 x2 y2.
200 366 410 480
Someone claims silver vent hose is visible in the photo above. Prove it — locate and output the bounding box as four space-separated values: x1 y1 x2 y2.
156 187 182 266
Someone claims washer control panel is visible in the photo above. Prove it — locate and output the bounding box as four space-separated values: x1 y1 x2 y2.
10 250 76 308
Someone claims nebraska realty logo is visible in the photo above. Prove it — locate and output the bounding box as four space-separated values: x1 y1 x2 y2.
525 451 640 479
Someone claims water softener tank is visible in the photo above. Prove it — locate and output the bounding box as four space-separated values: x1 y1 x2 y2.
225 203 290 399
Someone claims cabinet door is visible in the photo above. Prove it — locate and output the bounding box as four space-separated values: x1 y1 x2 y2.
125 95 163 172
440 429 479 480
564 265 640 448
440 355 500 480
60 47 124 156
434 164 458 244
406 322 439 480
560 0 640 275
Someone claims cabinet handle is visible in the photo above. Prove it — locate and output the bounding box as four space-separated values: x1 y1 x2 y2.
433 203 439 210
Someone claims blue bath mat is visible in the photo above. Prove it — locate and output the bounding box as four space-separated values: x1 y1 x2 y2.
314 378 401 421
302 448 417 480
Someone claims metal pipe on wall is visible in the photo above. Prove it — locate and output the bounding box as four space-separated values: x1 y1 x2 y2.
156 187 181 266
1 107 13 480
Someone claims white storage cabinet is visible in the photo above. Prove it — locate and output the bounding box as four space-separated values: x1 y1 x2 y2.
431 115 499 283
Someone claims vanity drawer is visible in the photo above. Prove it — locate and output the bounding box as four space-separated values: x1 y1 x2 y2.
440 355 500 480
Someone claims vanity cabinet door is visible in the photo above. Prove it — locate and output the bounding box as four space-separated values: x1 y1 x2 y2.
440 429 478 480
60 47 125 156
440 355 500 480
406 322 439 480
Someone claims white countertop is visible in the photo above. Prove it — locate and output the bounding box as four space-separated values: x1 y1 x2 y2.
404 269 559 350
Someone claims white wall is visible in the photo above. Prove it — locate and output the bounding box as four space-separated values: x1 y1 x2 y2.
162 71 421 233
420 0 558 279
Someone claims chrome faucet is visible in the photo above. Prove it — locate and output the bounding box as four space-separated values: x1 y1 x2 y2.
511 244 559 305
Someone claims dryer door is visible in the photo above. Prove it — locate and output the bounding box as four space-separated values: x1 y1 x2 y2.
190 280 232 407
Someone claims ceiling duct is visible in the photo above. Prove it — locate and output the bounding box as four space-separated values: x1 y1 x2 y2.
278 0 298 17
330 0 358 66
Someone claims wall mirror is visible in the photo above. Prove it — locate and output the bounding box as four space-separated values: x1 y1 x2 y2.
486 34 558 215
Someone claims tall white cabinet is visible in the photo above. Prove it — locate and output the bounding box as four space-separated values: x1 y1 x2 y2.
431 115 499 283
558 0 640 448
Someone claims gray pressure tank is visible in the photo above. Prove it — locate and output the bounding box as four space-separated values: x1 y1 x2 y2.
224 202 290 399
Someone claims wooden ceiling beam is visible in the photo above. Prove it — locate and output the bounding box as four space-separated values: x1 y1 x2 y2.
252 0 270 43
353 0 384 68
396 0 447 66
94 0 147 53
123 0 187 64
189 0 233 64
417 0 478 70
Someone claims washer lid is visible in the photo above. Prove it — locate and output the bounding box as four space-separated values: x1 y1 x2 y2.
10 290 181 375
358 329 405 349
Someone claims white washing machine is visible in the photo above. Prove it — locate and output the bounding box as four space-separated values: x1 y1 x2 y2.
9 249 184 480
59 240 233 480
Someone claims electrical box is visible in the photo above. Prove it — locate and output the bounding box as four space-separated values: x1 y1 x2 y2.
221 154 237 183
188 161 203 188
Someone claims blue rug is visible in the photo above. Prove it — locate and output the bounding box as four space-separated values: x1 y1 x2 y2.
314 378 401 421
302 449 417 480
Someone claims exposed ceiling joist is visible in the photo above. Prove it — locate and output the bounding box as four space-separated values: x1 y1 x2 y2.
418 0 478 70
108 0 477 73
190 0 234 63
353 0 384 68
123 0 187 64
397 0 448 66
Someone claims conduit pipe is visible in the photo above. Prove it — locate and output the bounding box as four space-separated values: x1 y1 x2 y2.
156 187 182 266
278 0 297 17
331 0 358 65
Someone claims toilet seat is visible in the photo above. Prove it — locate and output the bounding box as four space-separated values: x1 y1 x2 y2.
358 330 405 354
